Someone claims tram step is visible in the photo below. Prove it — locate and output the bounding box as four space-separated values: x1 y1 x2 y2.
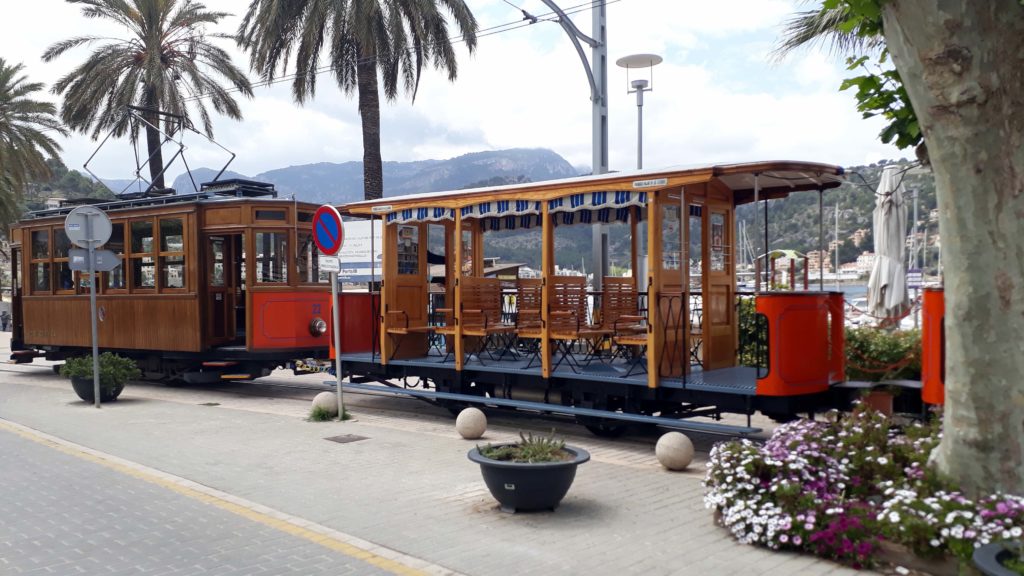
333 381 762 436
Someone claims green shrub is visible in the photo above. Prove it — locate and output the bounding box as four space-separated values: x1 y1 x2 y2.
478 431 569 463
844 327 921 382
59 353 141 391
308 405 350 421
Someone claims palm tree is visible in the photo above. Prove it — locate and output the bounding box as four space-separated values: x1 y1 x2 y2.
0 58 66 226
43 0 253 191
772 3 883 61
237 0 479 200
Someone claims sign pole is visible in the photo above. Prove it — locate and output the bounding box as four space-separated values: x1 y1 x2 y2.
312 204 347 422
87 215 100 409
332 270 344 420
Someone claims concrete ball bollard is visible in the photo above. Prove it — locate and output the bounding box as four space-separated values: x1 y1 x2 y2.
656 431 694 471
312 391 339 417
455 407 487 439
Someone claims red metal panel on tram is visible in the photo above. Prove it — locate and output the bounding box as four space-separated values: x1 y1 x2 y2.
329 292 381 357
921 287 945 405
252 291 332 350
755 293 838 397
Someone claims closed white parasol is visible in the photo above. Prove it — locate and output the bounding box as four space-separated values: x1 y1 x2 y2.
867 165 910 321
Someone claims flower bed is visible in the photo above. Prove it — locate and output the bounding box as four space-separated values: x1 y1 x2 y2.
703 407 1024 571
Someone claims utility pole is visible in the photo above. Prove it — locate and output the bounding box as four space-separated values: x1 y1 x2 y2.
533 0 608 292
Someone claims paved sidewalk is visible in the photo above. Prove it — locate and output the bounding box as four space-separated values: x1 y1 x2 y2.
0 346 866 575
0 422 414 576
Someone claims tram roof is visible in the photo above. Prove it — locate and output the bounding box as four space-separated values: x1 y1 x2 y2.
342 160 845 216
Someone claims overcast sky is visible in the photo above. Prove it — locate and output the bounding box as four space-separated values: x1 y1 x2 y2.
0 0 903 185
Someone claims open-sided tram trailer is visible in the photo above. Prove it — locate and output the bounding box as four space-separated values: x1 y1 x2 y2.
330 161 946 436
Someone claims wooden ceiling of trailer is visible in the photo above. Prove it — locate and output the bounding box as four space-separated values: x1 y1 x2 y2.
340 160 845 216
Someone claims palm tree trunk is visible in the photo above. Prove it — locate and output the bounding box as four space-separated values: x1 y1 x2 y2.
356 48 383 201
143 90 165 191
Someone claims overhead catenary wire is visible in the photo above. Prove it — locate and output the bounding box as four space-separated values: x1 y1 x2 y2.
179 0 624 105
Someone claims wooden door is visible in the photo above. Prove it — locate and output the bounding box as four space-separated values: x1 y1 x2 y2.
205 235 234 346
11 247 23 343
381 222 429 359
703 191 737 369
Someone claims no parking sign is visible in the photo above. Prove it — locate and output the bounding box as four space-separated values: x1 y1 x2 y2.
312 205 344 256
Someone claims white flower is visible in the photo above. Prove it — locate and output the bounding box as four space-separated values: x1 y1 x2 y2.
877 457 889 465
895 567 910 575
1012 527 1023 538
889 512 901 523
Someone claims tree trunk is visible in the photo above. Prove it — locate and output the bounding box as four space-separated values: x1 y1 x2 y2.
142 94 166 191
356 47 384 201
881 0 1024 497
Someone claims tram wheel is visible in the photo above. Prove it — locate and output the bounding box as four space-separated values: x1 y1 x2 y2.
583 421 628 438
577 396 629 438
765 412 798 424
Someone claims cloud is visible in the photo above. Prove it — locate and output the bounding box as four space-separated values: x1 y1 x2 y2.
1 0 903 185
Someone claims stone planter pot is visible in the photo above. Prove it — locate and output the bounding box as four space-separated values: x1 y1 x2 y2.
71 376 124 403
973 541 1023 576
863 390 894 417
468 444 590 513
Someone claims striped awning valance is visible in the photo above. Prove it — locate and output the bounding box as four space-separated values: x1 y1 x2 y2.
385 207 454 224
547 190 647 214
382 190 646 226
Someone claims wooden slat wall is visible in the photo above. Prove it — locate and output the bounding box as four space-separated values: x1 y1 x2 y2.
22 296 201 352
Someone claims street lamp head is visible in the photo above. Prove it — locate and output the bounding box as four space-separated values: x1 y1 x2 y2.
615 54 663 69
616 53 662 93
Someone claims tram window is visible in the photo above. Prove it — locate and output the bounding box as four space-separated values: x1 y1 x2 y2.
31 263 51 292
157 218 186 291
78 272 95 291
54 229 71 259
689 206 703 289
106 224 126 290
296 231 328 283
460 229 472 275
130 220 155 290
56 262 74 291
255 210 286 221
256 232 288 283
31 230 49 260
161 255 185 289
133 256 156 289
160 219 184 252
131 220 154 253
662 205 682 271
710 211 727 272
397 226 419 275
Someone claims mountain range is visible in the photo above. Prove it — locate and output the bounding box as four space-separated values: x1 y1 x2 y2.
160 148 580 204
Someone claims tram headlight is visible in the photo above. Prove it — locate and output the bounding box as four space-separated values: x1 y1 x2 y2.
309 317 328 337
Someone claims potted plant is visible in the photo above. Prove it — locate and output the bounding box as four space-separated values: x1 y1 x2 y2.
60 353 141 403
973 540 1024 576
468 431 590 513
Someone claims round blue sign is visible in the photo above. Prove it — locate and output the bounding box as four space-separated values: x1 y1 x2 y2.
312 205 344 255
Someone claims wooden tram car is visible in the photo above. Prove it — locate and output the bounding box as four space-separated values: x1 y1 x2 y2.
334 161 943 435
8 180 333 383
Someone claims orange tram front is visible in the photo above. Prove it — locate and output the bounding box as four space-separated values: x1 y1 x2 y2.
330 161 944 436
8 180 333 383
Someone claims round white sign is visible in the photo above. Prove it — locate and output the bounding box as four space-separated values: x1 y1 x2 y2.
64 205 112 248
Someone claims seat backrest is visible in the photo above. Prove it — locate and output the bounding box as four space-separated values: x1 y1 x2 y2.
601 276 639 329
550 275 587 333
461 276 504 326
516 278 543 327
